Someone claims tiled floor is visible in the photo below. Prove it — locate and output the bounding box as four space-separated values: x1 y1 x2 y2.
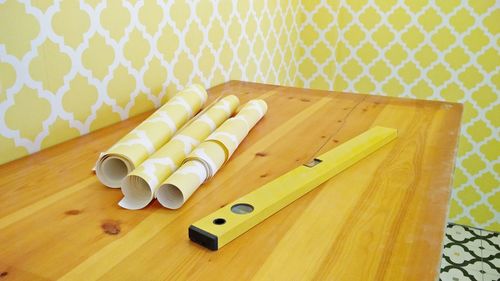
440 223 499 281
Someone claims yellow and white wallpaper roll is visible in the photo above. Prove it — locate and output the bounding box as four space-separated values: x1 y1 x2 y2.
119 95 239 209
157 141 226 209
95 85 207 188
207 99 269 158
157 99 268 209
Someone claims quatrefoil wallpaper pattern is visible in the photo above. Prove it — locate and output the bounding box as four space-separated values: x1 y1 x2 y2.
0 0 301 163
296 0 499 232
0 0 498 231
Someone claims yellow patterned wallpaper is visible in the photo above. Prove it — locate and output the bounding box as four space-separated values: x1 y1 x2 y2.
0 0 498 231
0 0 301 163
297 0 499 231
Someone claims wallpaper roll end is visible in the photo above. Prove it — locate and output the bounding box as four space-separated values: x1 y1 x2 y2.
95 85 207 188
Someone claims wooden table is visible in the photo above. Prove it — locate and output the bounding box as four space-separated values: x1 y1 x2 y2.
0 81 462 280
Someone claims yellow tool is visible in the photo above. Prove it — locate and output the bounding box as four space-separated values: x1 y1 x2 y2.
189 126 397 250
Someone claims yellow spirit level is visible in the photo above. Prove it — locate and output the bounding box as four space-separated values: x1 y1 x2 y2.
189 126 397 250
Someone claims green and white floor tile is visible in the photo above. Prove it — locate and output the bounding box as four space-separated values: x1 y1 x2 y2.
440 223 499 281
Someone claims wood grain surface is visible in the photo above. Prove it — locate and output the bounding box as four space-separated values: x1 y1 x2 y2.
0 81 462 281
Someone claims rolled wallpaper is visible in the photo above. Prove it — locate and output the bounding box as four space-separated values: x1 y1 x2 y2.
119 95 240 209
95 85 207 188
156 99 268 209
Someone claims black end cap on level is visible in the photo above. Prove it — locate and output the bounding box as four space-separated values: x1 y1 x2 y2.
189 225 218 251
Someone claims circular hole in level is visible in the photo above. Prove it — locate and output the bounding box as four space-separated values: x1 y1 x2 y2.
231 203 254 214
213 218 226 225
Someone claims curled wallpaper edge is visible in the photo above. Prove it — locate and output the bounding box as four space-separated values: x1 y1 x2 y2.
95 84 207 188
157 99 268 209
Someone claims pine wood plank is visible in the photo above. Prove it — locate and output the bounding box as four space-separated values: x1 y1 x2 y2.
0 81 462 281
